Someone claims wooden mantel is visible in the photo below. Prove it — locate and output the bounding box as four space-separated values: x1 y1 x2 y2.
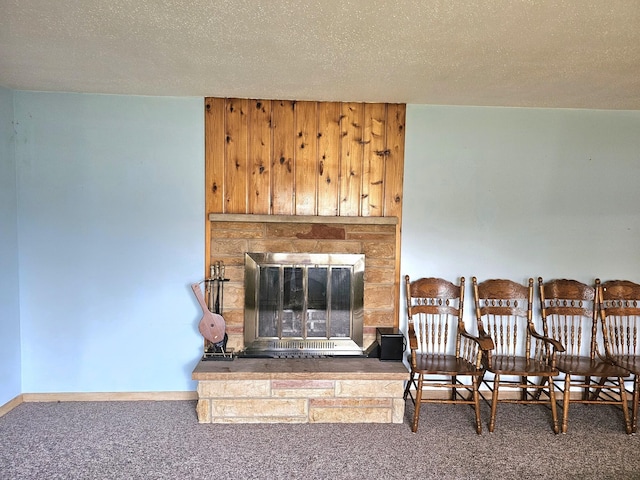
209 213 398 225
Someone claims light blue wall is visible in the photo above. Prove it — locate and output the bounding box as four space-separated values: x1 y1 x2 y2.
14 92 204 393
0 87 21 404
4 94 640 397
402 105 640 327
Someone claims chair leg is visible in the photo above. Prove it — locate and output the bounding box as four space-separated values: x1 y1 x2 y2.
583 375 591 401
403 371 414 401
561 374 570 434
533 376 547 401
451 375 457 401
548 376 559 434
521 376 528 401
489 374 500 433
589 377 606 401
411 375 424 433
632 376 639 434
472 376 482 435
468 370 486 403
618 377 632 434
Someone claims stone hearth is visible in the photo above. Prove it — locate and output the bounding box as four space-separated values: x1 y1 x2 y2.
192 358 407 424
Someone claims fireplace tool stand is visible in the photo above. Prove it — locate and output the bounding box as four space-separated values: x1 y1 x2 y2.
202 261 233 361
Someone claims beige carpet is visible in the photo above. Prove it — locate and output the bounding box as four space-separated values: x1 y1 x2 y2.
1 400 638 479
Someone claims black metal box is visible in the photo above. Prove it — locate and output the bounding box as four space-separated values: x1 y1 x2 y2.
376 327 405 361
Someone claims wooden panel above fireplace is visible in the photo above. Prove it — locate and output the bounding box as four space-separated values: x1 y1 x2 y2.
205 98 406 218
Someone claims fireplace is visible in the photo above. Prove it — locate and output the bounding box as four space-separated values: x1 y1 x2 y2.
243 252 365 356
207 214 398 355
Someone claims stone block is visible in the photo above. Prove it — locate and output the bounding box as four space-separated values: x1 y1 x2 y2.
220 265 243 282
346 232 395 241
346 224 396 234
212 398 308 418
246 239 295 252
225 334 244 351
309 407 391 423
211 416 309 424
208 254 244 267
212 225 264 239
196 399 211 423
364 310 395 327
219 284 244 309
211 239 248 255
313 241 362 254
335 380 404 398
198 380 270 398
265 223 312 238
271 380 335 398
309 398 392 408
363 256 396 268
362 240 395 259
272 380 335 389
211 221 264 235
392 398 405 423
272 388 335 398
365 285 395 309
219 310 244 326
364 266 396 283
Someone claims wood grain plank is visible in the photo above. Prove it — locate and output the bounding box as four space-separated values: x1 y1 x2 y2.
248 99 272 214
271 100 296 215
339 102 364 216
384 103 406 329
224 98 249 213
205 97 225 214
383 103 406 219
361 103 387 217
316 102 341 216
294 101 318 215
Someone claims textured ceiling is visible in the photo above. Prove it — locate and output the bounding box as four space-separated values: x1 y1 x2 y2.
1 0 639 109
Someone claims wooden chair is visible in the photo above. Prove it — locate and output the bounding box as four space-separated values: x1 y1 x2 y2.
403 276 493 433
472 277 563 433
598 279 640 433
539 278 631 434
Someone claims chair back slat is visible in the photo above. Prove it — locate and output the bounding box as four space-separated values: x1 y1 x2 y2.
539 278 596 359
599 280 640 358
406 276 464 356
473 277 533 359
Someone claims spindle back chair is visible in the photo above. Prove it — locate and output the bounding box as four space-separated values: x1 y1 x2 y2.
598 279 640 433
403 276 492 433
539 278 630 434
472 277 562 433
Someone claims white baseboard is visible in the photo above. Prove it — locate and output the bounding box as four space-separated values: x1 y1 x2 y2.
0 394 24 417
0 391 197 416
22 391 198 402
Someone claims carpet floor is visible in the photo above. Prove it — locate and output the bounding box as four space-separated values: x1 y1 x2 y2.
1 399 639 479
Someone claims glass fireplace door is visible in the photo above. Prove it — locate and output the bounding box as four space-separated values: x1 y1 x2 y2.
245 253 364 356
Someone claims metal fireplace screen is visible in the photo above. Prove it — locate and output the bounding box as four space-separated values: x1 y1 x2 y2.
244 253 364 356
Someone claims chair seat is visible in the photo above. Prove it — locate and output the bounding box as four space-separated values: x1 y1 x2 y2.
413 354 483 376
556 356 630 377
610 355 640 375
487 355 557 376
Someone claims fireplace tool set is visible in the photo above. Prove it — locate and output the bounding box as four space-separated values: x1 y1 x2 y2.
191 261 234 361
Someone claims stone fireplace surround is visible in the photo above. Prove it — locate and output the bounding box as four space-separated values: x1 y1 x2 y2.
207 213 400 353
192 214 406 424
